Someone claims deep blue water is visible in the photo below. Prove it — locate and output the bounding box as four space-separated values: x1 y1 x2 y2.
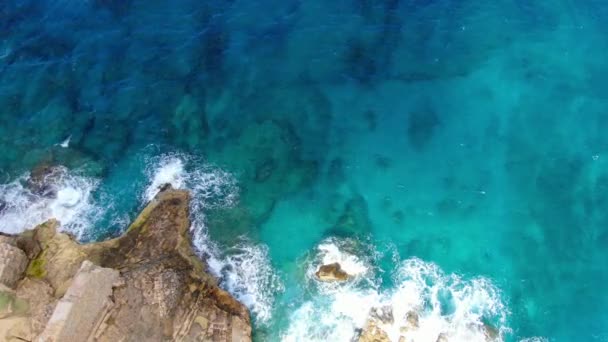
1 1 608 341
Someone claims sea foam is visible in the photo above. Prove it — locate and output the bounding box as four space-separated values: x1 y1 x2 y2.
0 166 101 239
214 242 284 323
284 239 509 342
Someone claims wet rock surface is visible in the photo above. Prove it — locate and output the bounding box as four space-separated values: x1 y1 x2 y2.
315 262 350 282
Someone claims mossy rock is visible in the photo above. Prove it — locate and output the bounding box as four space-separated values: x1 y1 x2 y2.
0 291 11 311
26 255 46 279
9 187 251 341
0 291 30 317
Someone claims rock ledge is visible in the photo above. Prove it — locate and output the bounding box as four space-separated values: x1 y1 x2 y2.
0 187 251 341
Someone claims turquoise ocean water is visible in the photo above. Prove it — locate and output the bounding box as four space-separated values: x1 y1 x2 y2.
1 1 608 341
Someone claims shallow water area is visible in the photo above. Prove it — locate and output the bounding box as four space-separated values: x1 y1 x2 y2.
2 0 608 341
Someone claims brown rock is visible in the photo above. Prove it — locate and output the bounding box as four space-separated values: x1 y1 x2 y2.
358 319 390 342
37 261 121 341
315 262 349 282
0 243 28 288
21 220 88 297
0 186 251 342
14 278 56 333
0 316 32 341
436 332 449 342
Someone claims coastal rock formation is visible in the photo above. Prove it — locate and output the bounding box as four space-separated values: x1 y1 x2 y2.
357 306 500 342
0 187 251 341
315 262 350 282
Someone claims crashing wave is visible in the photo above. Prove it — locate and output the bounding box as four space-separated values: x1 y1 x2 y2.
284 239 509 342
212 241 284 324
143 153 237 205
0 166 101 239
519 338 548 342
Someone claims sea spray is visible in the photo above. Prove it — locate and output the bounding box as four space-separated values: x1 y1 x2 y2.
0 166 101 239
143 153 238 209
317 240 370 276
217 241 284 323
284 239 510 342
144 155 186 202
304 237 379 293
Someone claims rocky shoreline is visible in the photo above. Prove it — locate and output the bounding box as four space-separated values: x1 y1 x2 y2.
313 262 500 342
0 176 502 342
0 187 251 341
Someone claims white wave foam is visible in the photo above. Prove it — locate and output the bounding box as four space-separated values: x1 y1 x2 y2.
143 154 238 209
59 135 71 148
193 224 283 326
0 166 101 239
144 154 281 325
284 240 509 342
144 155 186 202
317 241 369 276
304 238 378 298
216 242 284 323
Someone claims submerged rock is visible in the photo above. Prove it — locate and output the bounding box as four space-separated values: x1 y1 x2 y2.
327 194 373 238
205 205 255 246
0 187 251 341
171 94 209 150
315 262 350 282
26 163 58 197
254 158 276 182
407 101 440 150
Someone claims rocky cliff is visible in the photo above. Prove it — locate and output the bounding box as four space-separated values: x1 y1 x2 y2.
0 187 251 341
